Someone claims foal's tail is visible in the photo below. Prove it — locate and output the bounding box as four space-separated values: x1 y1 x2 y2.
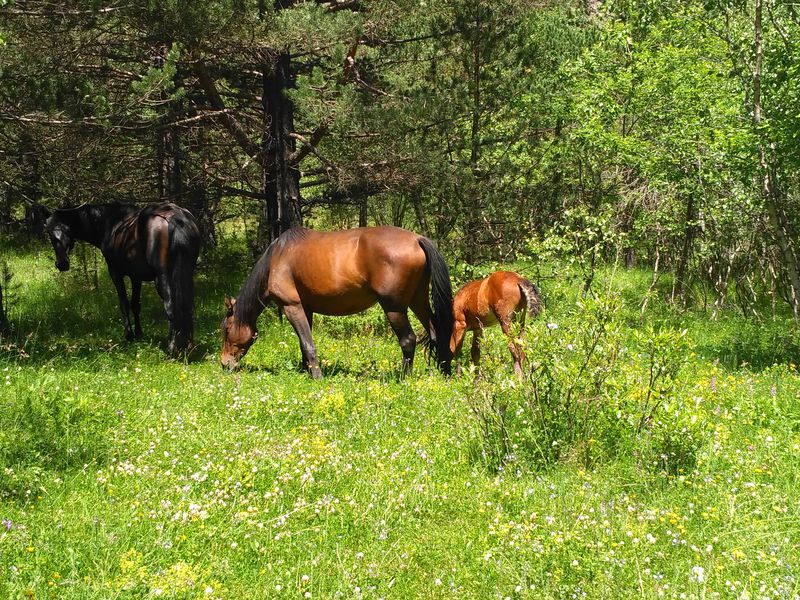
519 278 542 321
168 211 201 354
418 237 454 374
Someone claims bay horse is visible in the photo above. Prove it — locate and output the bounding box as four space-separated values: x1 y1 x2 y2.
450 271 541 378
44 202 200 356
221 226 454 377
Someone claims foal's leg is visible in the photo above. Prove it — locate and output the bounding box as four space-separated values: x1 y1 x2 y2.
131 278 143 338
499 318 524 379
108 270 134 340
283 304 321 379
381 301 416 376
470 328 483 366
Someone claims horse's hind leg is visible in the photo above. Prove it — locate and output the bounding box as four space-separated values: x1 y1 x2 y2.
131 278 143 338
381 301 416 376
156 273 177 356
109 270 134 341
283 304 321 379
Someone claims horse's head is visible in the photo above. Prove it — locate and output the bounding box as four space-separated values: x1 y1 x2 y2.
220 296 258 370
44 213 75 272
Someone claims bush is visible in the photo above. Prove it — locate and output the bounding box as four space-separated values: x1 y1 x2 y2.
462 290 698 472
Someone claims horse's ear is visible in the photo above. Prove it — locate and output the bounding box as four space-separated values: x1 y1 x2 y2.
224 295 236 313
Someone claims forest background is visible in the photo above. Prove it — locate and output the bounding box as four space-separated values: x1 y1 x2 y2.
2 1 800 598
1 0 799 317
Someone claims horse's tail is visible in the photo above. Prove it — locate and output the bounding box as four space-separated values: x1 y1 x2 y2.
418 237 454 375
518 278 542 321
168 210 201 355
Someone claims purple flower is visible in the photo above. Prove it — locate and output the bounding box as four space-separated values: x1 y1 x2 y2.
2 519 12 531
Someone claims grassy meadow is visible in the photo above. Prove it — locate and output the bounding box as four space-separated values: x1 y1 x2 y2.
1 235 799 599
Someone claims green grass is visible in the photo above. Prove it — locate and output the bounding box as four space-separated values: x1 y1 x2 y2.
1 238 799 599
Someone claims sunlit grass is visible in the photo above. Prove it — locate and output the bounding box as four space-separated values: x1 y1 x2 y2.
1 239 799 598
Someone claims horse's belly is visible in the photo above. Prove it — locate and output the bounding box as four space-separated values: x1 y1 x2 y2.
468 311 499 330
303 288 378 316
107 257 156 281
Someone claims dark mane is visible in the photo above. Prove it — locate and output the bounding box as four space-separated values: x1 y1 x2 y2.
233 227 309 324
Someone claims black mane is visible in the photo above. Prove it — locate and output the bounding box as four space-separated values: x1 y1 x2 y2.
233 227 309 325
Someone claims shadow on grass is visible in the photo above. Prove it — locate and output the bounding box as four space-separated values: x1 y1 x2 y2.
1 240 255 367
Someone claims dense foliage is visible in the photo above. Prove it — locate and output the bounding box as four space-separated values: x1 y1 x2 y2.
2 0 799 315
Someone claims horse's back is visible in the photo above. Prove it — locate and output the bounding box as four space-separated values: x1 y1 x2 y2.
106 203 199 278
456 271 529 329
270 226 429 314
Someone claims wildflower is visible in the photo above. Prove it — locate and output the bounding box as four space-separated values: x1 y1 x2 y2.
2 519 11 531
691 566 706 584
546 322 558 330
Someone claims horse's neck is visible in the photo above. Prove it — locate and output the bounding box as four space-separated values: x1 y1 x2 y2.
58 208 100 247
235 287 269 328
235 254 272 326
73 205 127 248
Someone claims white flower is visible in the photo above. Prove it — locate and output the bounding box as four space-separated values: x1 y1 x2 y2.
691 565 706 583
546 322 558 330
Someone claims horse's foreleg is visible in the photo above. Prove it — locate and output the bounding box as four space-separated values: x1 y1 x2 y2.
131 278 143 338
109 270 133 340
301 309 314 371
500 319 524 379
382 306 416 377
283 305 321 379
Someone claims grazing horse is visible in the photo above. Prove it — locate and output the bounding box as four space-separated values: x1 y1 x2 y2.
450 271 541 378
221 226 454 377
45 202 201 356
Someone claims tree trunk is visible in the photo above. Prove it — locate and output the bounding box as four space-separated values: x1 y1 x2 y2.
0 282 8 334
753 0 800 319
258 50 302 248
673 192 696 305
155 43 182 202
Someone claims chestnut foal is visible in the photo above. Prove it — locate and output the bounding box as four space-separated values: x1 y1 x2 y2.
450 271 541 377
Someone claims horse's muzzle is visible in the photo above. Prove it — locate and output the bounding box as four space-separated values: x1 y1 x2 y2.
56 259 70 272
220 357 239 371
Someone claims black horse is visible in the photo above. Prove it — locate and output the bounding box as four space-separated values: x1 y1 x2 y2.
45 202 201 356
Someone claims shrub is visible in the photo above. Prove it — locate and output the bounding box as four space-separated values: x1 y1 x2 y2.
462 291 698 472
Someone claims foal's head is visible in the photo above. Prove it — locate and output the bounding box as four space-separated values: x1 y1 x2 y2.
220 296 258 370
45 213 76 272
